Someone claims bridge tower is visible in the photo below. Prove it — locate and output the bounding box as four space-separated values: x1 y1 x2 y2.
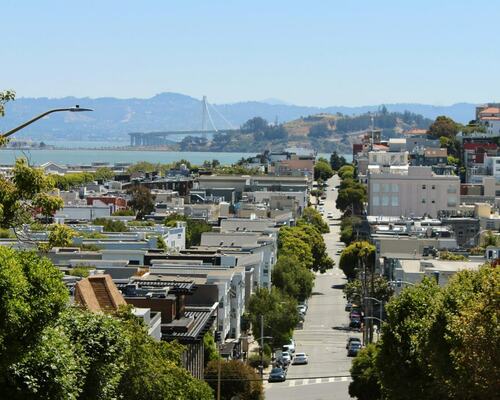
201 95 208 131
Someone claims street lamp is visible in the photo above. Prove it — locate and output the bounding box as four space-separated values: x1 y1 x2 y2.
364 297 384 343
1 105 93 139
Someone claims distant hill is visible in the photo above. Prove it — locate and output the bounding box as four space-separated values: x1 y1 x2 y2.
0 92 477 142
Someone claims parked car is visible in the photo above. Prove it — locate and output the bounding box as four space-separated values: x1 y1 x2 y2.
292 353 309 365
281 351 292 365
345 302 352 312
297 304 307 314
336 249 343 255
349 318 362 329
268 367 287 382
327 212 334 219
347 342 362 357
283 339 296 354
346 337 361 349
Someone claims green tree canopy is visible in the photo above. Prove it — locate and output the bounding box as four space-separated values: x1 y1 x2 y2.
330 151 348 170
164 214 212 247
337 164 355 180
349 343 382 400
272 254 315 302
339 241 375 280
205 359 263 400
298 206 329 233
314 158 334 181
0 159 63 229
127 185 155 219
92 218 129 232
428 116 460 138
248 288 299 348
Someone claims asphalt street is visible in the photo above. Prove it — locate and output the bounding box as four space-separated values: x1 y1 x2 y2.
265 175 360 400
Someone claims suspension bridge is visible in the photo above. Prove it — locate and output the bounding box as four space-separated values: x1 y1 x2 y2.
128 96 237 147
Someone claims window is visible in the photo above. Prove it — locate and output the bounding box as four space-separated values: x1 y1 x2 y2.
431 200 435 204
422 199 426 203
373 196 380 206
431 185 435 190
382 183 390 192
391 196 399 206
391 183 399 192
448 186 457 193
382 196 389 206
422 185 426 190
373 183 380 192
447 196 457 207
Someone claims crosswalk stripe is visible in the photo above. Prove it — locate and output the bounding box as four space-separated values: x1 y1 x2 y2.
315 378 322 384
329 377 336 383
341 376 348 382
302 379 309 385
288 380 296 387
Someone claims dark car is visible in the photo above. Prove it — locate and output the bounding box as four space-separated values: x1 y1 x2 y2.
347 342 362 357
349 318 361 329
268 367 287 383
346 337 361 349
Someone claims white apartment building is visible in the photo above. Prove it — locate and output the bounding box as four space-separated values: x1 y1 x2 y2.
368 150 409 166
368 166 460 218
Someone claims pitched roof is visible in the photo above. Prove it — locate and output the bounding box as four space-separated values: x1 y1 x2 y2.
74 274 127 313
424 148 447 157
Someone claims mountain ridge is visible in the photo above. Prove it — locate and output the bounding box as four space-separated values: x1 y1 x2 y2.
0 92 478 142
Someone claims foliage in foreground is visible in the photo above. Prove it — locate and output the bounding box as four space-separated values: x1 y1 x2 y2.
205 359 263 400
349 264 500 400
0 247 212 400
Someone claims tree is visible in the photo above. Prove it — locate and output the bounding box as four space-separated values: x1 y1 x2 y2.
128 185 155 219
164 214 212 247
241 117 268 133
93 167 115 181
41 224 78 251
117 315 213 400
349 343 382 400
272 254 315 302
0 159 63 229
314 158 334 181
337 164 355 180
205 359 263 400
377 278 444 400
427 116 460 138
298 206 329 233
336 179 366 215
340 215 361 245
0 248 68 372
248 288 298 348
308 123 331 138
339 241 375 280
279 224 334 273
343 275 393 304
330 151 347 170
92 218 129 232
203 332 219 367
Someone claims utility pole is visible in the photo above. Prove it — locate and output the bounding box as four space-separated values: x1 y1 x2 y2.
363 258 368 346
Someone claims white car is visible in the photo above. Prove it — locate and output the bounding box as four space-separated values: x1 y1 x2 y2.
281 351 292 365
292 353 308 365
327 212 334 219
297 304 307 315
283 339 296 354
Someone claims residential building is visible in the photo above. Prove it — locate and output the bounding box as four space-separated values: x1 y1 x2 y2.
368 166 460 218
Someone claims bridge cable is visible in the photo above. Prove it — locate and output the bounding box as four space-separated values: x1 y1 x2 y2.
209 102 236 130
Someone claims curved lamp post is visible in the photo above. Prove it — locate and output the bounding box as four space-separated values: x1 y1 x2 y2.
1 105 93 139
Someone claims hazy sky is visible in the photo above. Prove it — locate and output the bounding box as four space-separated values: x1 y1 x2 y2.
3 0 499 106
